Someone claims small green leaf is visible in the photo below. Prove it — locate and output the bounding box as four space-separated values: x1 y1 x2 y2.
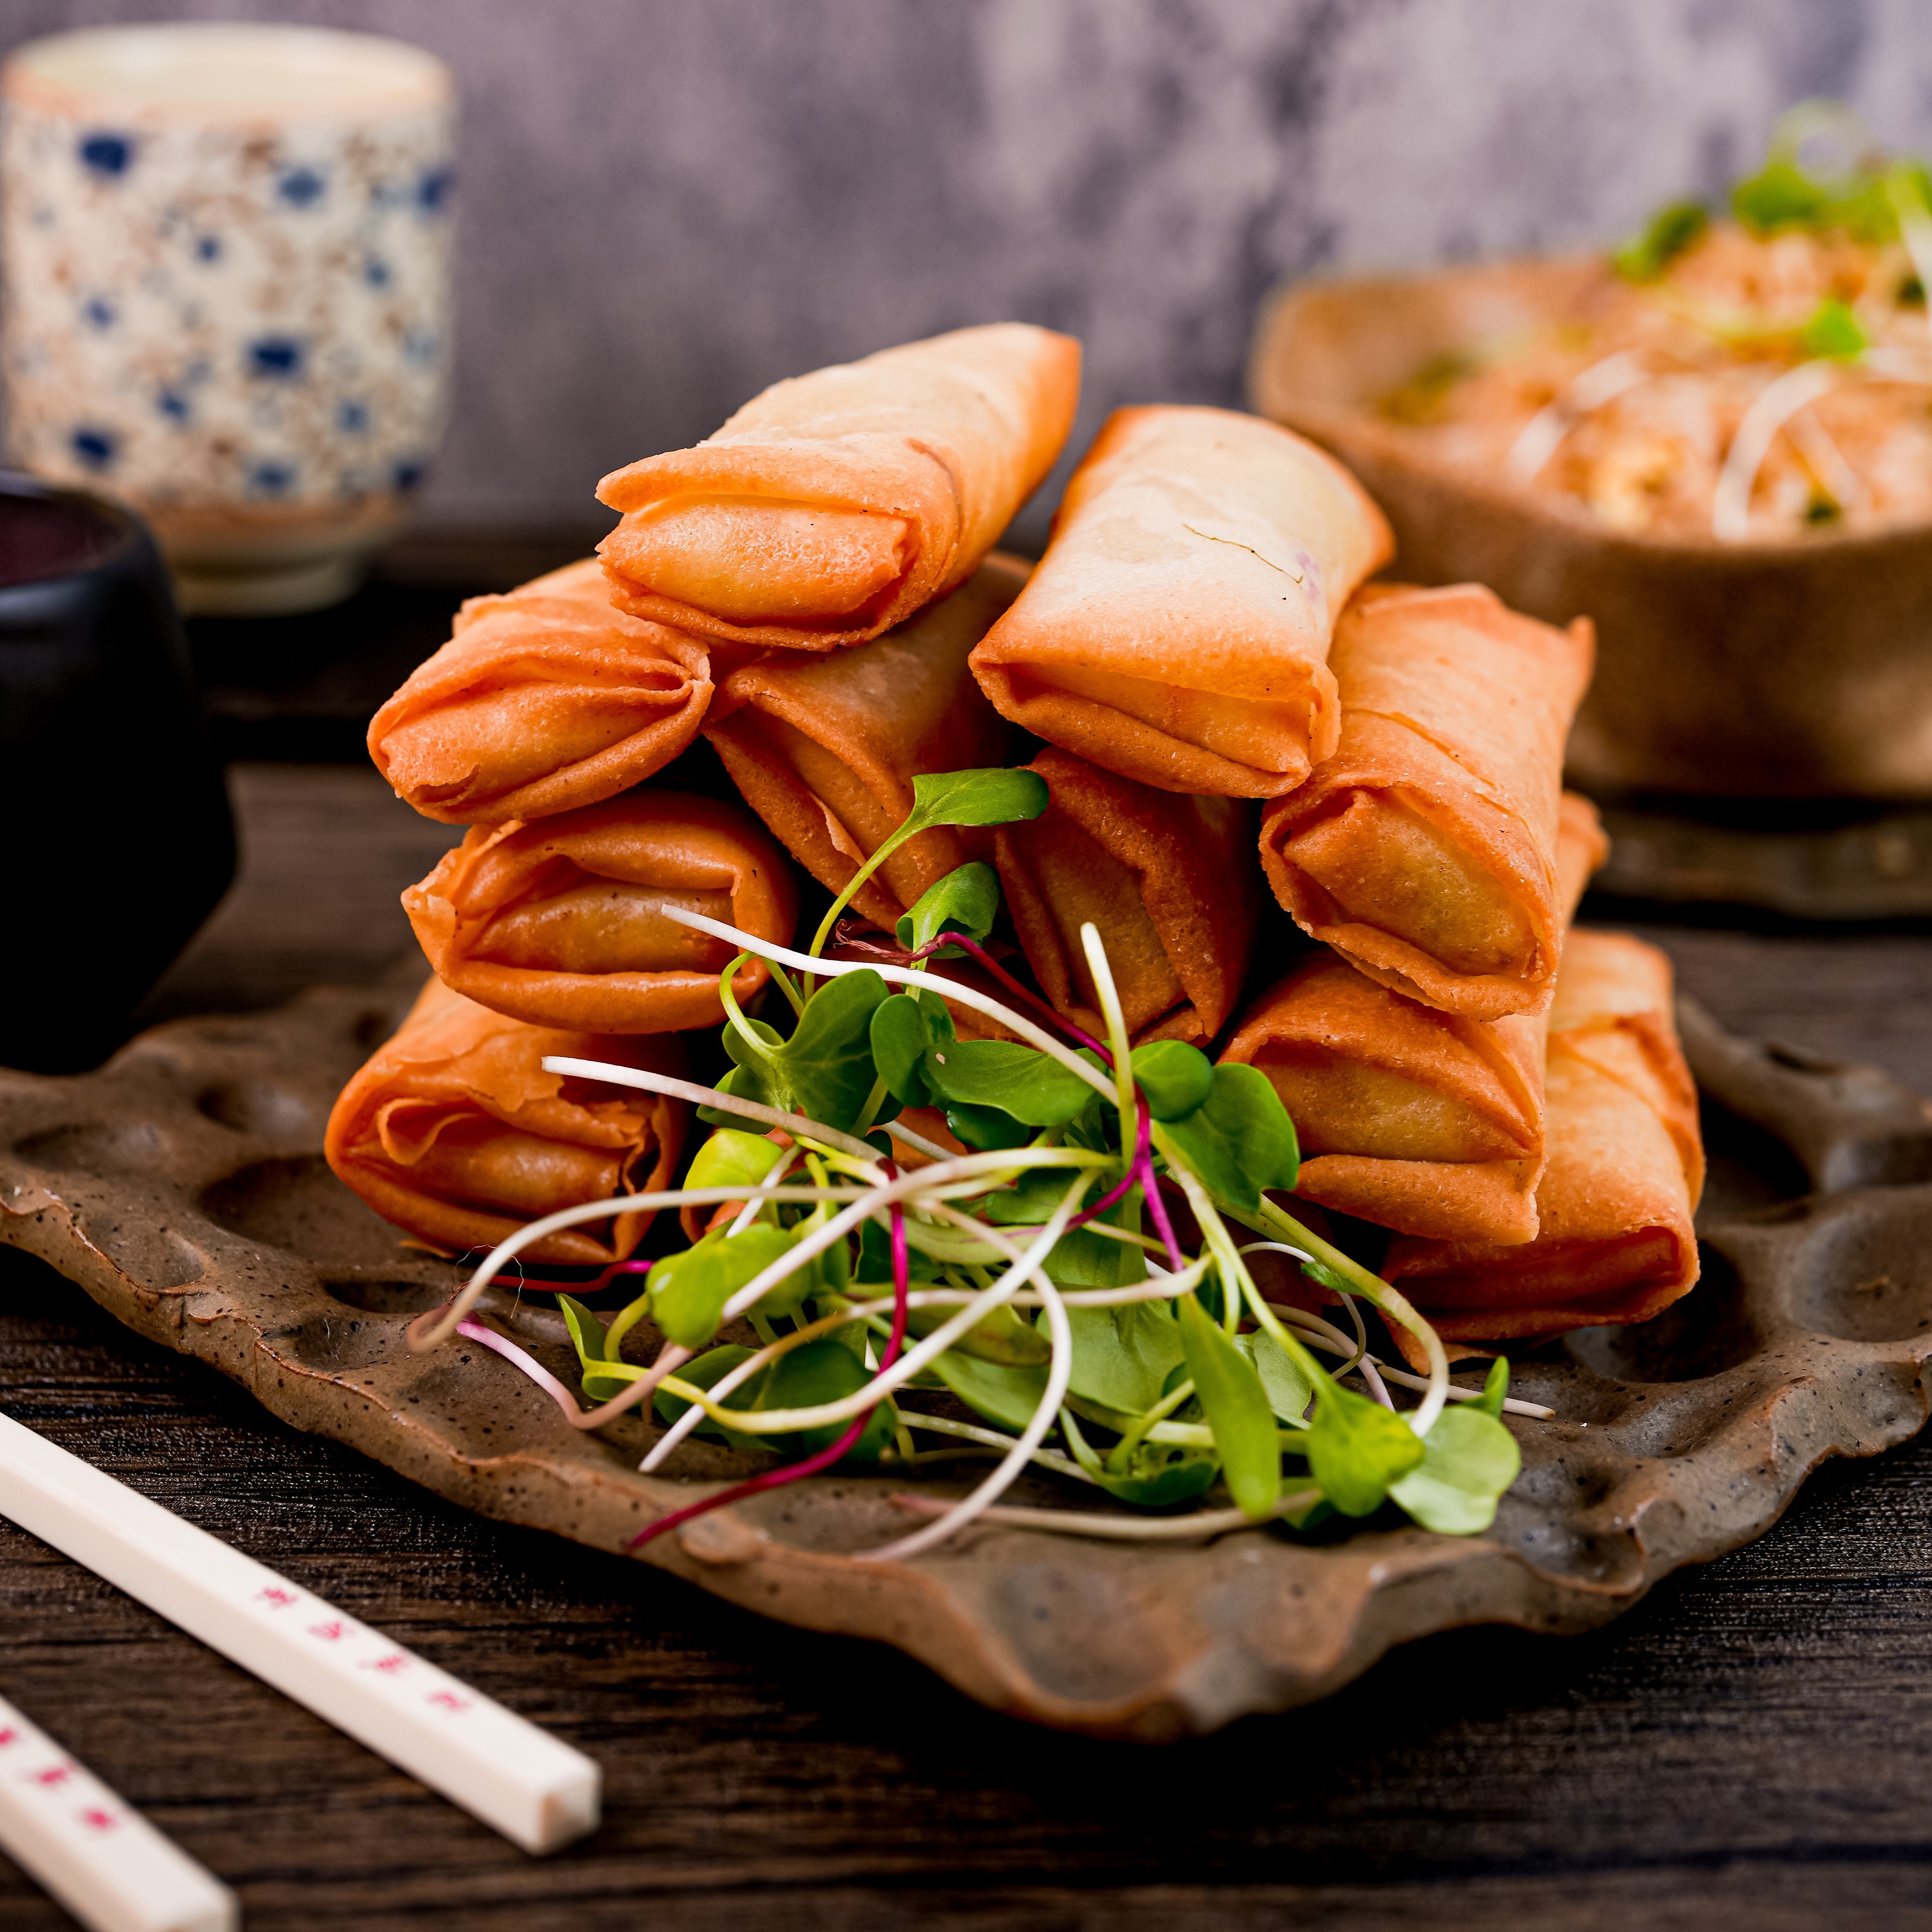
648 1222 800 1348
981 1167 1082 1226
1477 1357 1510 1418
904 1300 1050 1365
906 767 1049 833
1304 1380 1425 1518
684 1128 786 1198
929 1349 1049 1430
1161 1063 1299 1210
1084 1447 1220 1508
559 1294 636 1402
1612 199 1707 281
774 967 893 1132
751 1337 895 1462
927 1039 1099 1126
896 861 1001 954
1061 1302 1186 1414
653 1343 765 1449
1388 1405 1521 1535
1238 1328 1315 1425
855 1216 941 1283
1129 1039 1214 1121
1177 1293 1282 1520
944 1102 1035 1151
1733 158 1830 235
870 993 940 1109
1802 296 1867 359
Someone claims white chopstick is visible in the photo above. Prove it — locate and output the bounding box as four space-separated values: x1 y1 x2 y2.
0 1414 599 1856
0 1691 236 1932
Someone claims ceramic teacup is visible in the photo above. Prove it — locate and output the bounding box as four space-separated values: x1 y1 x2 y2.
1 23 455 615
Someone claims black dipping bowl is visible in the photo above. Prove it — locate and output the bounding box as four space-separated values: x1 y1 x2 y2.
0 473 235 1072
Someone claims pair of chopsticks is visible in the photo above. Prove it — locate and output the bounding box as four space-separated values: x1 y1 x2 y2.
0 1412 601 1931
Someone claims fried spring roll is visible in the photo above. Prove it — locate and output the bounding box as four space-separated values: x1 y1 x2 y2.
1258 583 1595 1020
400 791 797 1034
994 746 1261 1047
1381 929 1703 1347
1223 794 1606 1244
968 406 1393 798
368 559 715 826
324 977 690 1266
703 555 1023 928
596 324 1080 652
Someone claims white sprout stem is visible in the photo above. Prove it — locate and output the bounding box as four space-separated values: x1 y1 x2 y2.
1786 407 1869 516
1885 172 1932 354
884 1116 957 1162
541 1056 888 1168
1079 920 1138 1130
406 1181 869 1352
657 905 1118 1106
896 1411 1097 1483
1712 360 1841 540
1505 350 1651 483
858 1229 1079 1564
692 1179 1087 1437
636 1255 1208 1476
1228 1241 1552 1416
886 1489 1322 1542
460 1317 695 1433
1244 1194 1450 1436
714 1149 1103 1329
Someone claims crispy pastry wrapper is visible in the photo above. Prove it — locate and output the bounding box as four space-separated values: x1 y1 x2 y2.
1381 928 1703 1357
1223 793 1607 1245
324 977 692 1267
703 555 1024 927
368 559 715 826
995 745 1261 1048
596 324 1079 652
968 406 1393 798
1259 582 1595 1020
400 790 797 1035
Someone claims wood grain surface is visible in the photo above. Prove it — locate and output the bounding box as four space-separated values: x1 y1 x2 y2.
7 763 1932 1930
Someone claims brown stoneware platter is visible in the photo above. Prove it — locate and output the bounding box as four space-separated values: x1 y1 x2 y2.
1250 258 1932 801
3 970 1932 1740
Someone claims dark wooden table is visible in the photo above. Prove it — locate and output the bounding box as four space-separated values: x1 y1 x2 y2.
7 563 1932 1929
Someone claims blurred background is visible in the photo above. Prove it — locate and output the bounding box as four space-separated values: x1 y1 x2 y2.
6 0 1929 551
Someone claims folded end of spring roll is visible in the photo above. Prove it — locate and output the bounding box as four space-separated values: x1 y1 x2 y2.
1381 929 1702 1351
1220 793 1606 1246
1259 584 1597 1020
596 324 1080 651
402 789 798 1035
704 556 1024 927
969 405 1394 798
1225 954 1549 1244
324 976 692 1267
368 558 715 825
995 745 1261 1047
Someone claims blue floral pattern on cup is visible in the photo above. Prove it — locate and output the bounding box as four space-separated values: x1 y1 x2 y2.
1 31 454 601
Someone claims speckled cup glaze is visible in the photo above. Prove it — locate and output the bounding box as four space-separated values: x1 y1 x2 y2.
1 25 455 614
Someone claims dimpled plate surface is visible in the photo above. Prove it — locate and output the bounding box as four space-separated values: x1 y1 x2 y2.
3 980 1930 1739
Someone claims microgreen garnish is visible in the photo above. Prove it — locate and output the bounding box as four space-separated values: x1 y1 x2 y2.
414 771 1533 1553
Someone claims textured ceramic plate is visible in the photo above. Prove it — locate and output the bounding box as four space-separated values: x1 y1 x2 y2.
3 973 1931 1740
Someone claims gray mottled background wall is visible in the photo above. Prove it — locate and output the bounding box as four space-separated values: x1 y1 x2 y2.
3 0 1928 545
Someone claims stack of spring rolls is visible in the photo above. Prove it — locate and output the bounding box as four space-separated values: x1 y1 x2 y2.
328 318 1702 1357
329 322 1084 1261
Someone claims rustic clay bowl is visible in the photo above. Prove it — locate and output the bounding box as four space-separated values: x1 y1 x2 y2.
5 971 1932 1738
1250 258 1932 800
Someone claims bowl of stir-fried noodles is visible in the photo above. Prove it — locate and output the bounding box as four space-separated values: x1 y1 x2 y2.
1251 103 1932 799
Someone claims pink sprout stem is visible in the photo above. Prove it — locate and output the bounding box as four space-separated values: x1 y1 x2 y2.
626 1175 913 1554
904 930 1111 1058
